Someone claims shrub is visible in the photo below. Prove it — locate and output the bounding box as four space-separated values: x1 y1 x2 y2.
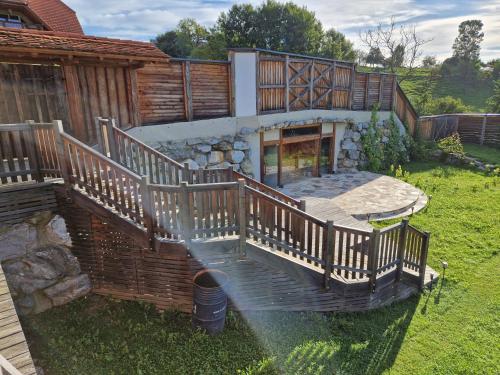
361 105 384 171
437 133 464 155
426 96 471 115
384 112 407 167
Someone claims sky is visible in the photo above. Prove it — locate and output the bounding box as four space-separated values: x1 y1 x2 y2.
65 0 500 62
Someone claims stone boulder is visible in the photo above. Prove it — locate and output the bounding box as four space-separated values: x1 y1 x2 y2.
228 150 245 164
233 141 250 150
44 274 91 307
0 223 37 261
208 151 224 165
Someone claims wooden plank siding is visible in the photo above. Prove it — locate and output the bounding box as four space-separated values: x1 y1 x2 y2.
137 61 231 125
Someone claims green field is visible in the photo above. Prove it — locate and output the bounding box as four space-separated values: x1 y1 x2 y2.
463 143 500 165
23 160 500 374
397 68 494 113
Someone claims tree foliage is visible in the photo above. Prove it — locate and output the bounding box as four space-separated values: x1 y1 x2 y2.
487 80 500 113
452 20 484 62
421 56 437 68
153 0 356 61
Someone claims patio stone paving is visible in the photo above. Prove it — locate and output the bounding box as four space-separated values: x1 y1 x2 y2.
280 171 428 231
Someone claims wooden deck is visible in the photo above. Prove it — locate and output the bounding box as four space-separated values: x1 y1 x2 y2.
192 242 436 312
0 266 36 375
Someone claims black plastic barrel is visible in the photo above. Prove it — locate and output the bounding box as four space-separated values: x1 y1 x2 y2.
192 269 229 335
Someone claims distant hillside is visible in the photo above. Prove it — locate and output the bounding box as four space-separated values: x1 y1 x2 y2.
398 68 494 113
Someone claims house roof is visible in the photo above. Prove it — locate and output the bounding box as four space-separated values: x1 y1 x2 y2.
0 27 170 62
26 0 83 34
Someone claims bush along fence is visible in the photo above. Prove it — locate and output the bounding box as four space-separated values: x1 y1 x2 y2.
0 119 430 293
418 113 500 146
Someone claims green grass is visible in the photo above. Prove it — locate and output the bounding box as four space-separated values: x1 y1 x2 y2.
463 143 500 165
23 161 500 374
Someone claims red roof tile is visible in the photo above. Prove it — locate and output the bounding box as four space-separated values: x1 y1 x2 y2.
27 0 84 34
0 27 170 61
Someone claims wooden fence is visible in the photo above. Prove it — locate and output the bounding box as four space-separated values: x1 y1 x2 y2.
0 120 430 291
418 114 500 146
395 83 419 136
137 59 232 124
255 50 398 114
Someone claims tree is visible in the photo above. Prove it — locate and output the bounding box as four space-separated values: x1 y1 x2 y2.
452 20 484 62
320 28 356 61
365 47 385 67
422 55 437 68
217 0 324 54
360 17 429 80
487 80 500 112
152 19 208 57
426 96 471 115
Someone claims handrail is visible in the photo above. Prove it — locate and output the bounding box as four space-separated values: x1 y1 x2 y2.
0 354 23 375
233 170 301 207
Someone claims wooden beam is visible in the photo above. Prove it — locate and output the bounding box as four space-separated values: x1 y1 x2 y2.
182 61 193 121
62 65 86 142
256 51 261 114
285 54 290 112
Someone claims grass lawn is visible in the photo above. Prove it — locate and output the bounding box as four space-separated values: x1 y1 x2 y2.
22 161 500 375
463 143 500 165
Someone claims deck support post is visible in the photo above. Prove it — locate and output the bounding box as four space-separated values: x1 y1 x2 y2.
396 219 409 282
141 175 155 251
238 179 247 257
52 120 71 190
179 181 193 250
419 232 431 290
323 220 334 289
104 118 119 162
369 228 381 292
26 120 43 183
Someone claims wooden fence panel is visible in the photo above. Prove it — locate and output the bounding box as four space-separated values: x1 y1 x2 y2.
191 62 231 119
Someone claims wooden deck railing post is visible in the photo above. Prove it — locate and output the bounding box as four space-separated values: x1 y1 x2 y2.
238 178 247 257
94 117 105 153
179 181 193 250
26 120 43 183
419 232 431 290
51 120 71 188
323 220 334 289
226 166 234 182
369 228 381 292
104 118 119 162
182 162 193 184
396 219 409 281
140 175 155 250
299 200 306 212
285 55 290 112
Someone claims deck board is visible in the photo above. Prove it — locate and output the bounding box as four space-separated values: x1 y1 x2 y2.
0 265 36 375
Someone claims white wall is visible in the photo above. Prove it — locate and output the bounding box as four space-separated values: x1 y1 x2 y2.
233 52 257 117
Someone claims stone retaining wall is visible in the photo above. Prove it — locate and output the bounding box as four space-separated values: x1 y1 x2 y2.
337 119 407 173
155 135 254 176
0 211 91 315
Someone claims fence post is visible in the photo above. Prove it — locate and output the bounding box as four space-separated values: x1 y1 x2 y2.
179 181 193 250
51 120 71 189
26 120 43 183
238 179 247 257
183 61 193 121
480 115 487 145
396 219 409 281
94 117 105 154
369 228 381 292
419 232 431 290
323 220 334 289
285 55 290 112
104 118 119 162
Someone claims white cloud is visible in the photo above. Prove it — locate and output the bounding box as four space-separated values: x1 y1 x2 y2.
65 0 500 61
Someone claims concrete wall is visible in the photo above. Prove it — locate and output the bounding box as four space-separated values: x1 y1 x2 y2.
128 110 395 181
233 52 257 117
